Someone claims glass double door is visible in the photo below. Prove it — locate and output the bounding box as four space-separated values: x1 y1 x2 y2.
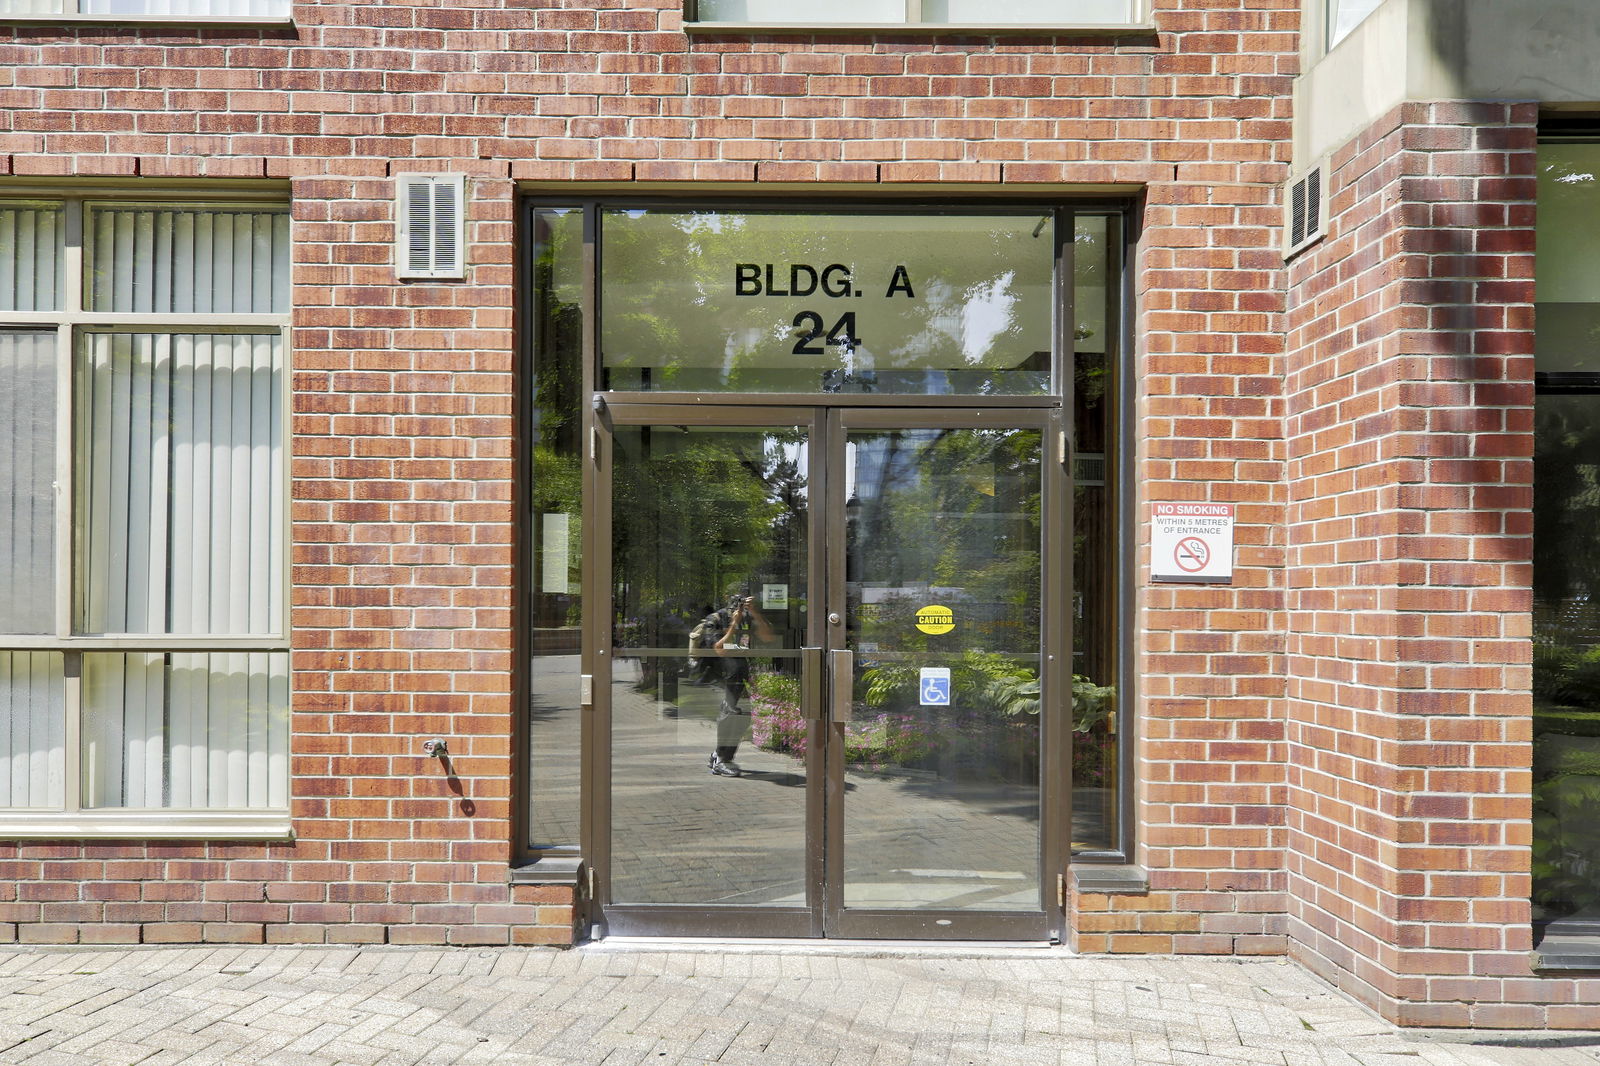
595 405 1064 940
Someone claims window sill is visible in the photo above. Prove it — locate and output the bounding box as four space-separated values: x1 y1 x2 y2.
1070 863 1148 895
509 855 585 887
683 20 1156 35
0 809 293 841
0 12 292 24
1534 916 1600 973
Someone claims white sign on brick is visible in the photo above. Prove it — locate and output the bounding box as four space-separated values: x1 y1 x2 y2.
1151 502 1235 583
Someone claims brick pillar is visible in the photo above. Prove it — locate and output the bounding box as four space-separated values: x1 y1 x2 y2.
1074 173 1291 955
1282 101 1593 1026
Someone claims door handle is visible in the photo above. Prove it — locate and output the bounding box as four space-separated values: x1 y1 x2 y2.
830 648 854 723
801 647 822 721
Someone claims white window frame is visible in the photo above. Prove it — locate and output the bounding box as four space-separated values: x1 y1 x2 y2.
682 0 1155 33
0 191 292 840
0 0 291 24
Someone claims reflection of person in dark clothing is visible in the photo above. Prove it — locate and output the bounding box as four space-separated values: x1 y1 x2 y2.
708 594 774 777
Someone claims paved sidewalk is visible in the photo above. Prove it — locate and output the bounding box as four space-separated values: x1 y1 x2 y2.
0 943 1595 1066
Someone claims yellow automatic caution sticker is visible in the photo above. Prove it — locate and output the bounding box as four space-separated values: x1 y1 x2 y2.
915 605 954 635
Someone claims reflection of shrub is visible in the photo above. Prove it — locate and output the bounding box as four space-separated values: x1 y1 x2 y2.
1533 727 1600 918
843 714 939 769
750 672 806 756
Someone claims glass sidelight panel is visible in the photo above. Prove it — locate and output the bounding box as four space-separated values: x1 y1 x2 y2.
528 206 585 849
1070 214 1122 853
840 426 1043 911
610 423 811 906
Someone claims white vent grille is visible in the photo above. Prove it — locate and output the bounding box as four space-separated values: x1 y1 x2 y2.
1073 452 1106 487
395 174 466 279
1285 164 1326 257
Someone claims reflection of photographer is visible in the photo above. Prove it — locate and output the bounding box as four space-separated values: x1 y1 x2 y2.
708 594 775 777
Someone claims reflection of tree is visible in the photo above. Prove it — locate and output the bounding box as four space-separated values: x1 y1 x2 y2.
849 429 1044 783
1533 395 1600 920
854 429 1041 646
532 210 584 629
612 428 806 648
600 210 1052 393
1535 399 1600 607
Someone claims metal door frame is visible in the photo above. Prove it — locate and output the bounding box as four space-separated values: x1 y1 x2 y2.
591 403 828 938
822 407 1065 942
590 402 1068 941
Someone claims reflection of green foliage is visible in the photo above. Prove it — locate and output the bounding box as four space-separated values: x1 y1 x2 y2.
599 210 1052 393
1533 394 1600 918
1535 398 1600 606
853 429 1042 640
862 650 1034 714
611 428 806 644
1071 675 1115 734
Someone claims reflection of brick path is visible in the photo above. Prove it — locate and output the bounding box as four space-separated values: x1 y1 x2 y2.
536 657 1113 922
610 660 1040 911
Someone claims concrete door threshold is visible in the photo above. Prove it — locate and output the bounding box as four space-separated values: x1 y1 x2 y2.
582 936 1065 957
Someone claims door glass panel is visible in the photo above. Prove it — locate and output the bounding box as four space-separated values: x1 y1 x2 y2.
610 423 811 906
842 426 1042 911
600 210 1053 396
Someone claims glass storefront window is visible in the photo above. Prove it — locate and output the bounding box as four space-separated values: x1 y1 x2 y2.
600 209 1054 396
1070 215 1122 854
1534 143 1600 926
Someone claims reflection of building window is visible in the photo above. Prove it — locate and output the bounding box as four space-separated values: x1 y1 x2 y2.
1326 0 1383 47
1534 141 1600 938
687 0 1142 28
0 0 290 18
0 198 290 838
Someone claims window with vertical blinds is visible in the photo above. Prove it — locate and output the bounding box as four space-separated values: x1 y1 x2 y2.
0 330 55 636
0 0 291 19
0 197 289 835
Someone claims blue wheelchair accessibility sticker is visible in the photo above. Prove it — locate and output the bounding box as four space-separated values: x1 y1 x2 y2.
919 667 952 707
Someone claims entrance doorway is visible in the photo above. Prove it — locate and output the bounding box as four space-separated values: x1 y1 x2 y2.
592 405 1066 940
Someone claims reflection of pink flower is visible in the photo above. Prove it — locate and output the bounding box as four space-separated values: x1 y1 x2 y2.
752 695 807 757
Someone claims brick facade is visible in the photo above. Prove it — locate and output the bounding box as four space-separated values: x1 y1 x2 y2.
0 0 1591 1030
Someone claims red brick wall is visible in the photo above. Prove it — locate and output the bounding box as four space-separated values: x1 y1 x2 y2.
1281 101 1600 1028
0 0 1306 950
1073 173 1291 956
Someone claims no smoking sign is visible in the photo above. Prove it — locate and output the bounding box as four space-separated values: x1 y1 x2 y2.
1152 502 1235 583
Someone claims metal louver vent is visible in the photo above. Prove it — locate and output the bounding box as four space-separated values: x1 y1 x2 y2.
1285 164 1326 257
396 174 466 279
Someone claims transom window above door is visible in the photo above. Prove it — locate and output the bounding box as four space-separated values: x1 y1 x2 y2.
572 206 1119 398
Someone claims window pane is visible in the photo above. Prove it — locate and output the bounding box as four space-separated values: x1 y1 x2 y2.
1071 215 1121 853
601 210 1053 396
1534 395 1600 922
1538 144 1600 373
924 0 1134 23
85 205 290 314
529 207 584 849
0 653 66 809
77 332 284 636
0 0 289 12
0 330 56 635
0 203 64 312
694 0 901 20
1328 0 1383 45
82 651 289 809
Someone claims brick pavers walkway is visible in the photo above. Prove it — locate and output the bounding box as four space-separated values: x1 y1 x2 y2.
0 944 1594 1065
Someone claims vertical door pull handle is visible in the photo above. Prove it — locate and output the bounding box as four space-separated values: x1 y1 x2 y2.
801 647 823 721
830 649 854 723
